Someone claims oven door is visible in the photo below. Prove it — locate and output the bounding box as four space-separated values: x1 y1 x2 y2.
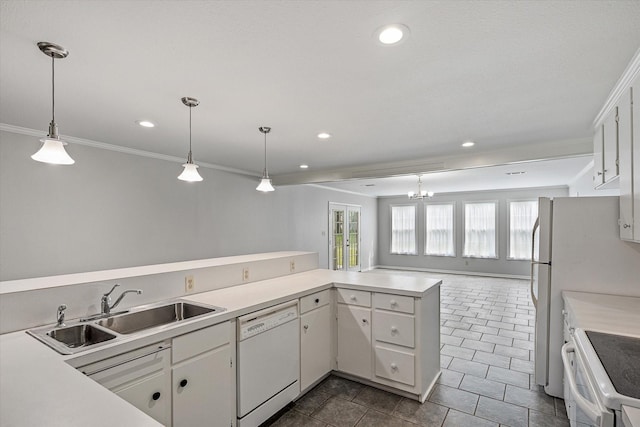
561 342 615 427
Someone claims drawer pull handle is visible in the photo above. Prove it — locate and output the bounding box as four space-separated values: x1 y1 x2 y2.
152 392 161 401
362 318 368 324
390 363 398 371
315 298 320 304
391 326 398 334
303 324 309 331
623 224 631 229
350 295 357 301
180 379 188 388
390 300 397 307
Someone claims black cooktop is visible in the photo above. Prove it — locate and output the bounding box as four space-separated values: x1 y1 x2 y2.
585 331 640 400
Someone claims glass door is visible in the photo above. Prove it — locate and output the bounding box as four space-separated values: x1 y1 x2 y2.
329 203 361 271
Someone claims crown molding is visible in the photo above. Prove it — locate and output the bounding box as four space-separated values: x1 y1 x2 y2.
592 47 640 129
0 123 259 177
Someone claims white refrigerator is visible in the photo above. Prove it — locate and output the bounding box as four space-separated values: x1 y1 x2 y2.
531 196 640 398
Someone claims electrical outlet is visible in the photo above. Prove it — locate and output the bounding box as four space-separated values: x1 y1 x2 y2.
185 275 195 293
242 268 249 282
290 260 295 272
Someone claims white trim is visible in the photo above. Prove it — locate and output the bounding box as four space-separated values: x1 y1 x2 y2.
377 185 569 199
374 265 529 281
462 200 499 259
0 123 258 177
592 47 640 129
307 183 377 198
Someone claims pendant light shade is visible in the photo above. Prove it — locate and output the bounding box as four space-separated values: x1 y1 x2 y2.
178 97 203 182
32 42 75 165
256 126 275 192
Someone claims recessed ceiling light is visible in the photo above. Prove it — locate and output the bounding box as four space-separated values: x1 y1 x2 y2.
376 24 410 45
299 164 309 169
461 141 475 148
136 120 155 128
317 132 331 139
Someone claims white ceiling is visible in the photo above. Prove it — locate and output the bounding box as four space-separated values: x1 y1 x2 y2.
1 1 639 185
317 155 593 197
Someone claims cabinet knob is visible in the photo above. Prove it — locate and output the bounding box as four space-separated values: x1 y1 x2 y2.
314 298 320 304
362 318 368 324
180 379 188 388
597 171 603 176
390 363 398 371
303 324 309 331
350 295 357 301
152 392 161 401
390 300 397 307
391 326 398 334
623 224 631 229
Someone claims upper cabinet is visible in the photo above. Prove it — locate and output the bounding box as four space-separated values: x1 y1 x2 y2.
593 49 640 243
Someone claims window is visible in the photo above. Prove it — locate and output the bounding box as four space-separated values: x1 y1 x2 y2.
425 203 455 256
391 205 416 254
508 200 538 260
463 202 497 258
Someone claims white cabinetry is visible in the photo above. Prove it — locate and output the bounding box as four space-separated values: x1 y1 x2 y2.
335 286 441 402
171 322 234 427
337 300 372 379
634 75 640 241
299 290 332 392
594 125 605 186
83 344 172 426
604 107 620 183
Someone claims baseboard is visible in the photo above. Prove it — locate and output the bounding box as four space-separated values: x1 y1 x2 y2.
372 265 529 281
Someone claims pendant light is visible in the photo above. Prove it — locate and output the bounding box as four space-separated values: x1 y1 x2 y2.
31 42 75 165
408 175 434 199
256 126 275 192
177 97 203 182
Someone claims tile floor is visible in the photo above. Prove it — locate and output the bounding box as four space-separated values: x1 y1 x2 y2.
263 271 569 427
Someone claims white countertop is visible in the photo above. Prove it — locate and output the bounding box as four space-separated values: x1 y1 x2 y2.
562 291 640 337
0 269 441 427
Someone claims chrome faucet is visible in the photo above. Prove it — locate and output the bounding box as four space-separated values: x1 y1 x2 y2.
101 284 143 315
56 304 67 327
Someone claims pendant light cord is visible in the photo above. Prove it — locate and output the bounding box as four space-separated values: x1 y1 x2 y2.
51 55 55 123
263 131 268 177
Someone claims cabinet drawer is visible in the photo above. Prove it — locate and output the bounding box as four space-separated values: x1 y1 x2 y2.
373 293 414 314
373 311 415 348
173 321 229 364
374 345 415 386
300 289 330 314
88 348 170 390
336 288 371 307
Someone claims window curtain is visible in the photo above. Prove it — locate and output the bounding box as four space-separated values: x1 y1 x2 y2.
463 202 496 258
425 204 454 256
391 205 416 254
509 200 538 260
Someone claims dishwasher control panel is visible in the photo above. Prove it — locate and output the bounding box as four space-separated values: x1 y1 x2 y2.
238 301 298 341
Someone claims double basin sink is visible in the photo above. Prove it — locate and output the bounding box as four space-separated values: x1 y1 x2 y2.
28 301 225 355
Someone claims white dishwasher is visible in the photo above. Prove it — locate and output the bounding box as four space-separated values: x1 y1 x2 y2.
237 300 300 427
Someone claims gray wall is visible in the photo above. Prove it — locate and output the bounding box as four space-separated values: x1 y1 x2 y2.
0 130 377 281
377 187 569 277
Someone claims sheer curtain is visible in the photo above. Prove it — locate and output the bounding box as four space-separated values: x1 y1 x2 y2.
509 200 538 260
391 205 416 254
425 204 454 256
463 202 497 258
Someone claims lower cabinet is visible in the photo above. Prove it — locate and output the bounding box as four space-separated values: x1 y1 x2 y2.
336 302 372 379
172 345 231 427
300 303 332 391
82 321 235 427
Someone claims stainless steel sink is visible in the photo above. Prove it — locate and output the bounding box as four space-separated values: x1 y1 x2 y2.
28 324 117 355
97 302 222 334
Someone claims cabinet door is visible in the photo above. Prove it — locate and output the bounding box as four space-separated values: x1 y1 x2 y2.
593 125 604 187
300 304 332 391
603 107 619 183
172 344 232 427
337 304 371 379
618 89 634 240
116 371 171 426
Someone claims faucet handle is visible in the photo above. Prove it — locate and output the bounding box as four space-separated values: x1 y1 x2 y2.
103 283 120 297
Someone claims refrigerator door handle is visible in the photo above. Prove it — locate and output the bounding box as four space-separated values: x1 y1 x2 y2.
530 218 540 308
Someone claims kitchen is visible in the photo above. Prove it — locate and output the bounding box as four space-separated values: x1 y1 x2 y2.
1 2 640 427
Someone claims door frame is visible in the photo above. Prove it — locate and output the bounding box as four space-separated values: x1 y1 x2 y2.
328 202 362 271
